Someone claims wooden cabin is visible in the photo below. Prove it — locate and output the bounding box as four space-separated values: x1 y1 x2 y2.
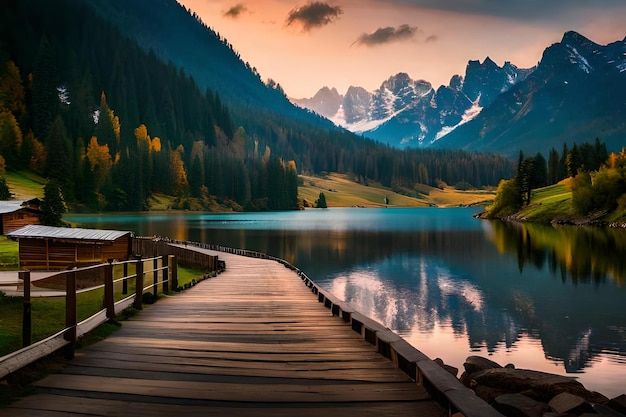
0 198 41 235
7 225 132 270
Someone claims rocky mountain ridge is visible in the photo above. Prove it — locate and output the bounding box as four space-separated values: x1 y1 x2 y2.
293 58 534 148
294 31 626 156
434 31 626 156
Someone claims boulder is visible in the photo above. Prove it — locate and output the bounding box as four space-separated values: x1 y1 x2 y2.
493 393 548 417
470 368 608 403
434 357 459 377
460 355 503 385
548 392 593 415
464 355 503 375
608 395 626 414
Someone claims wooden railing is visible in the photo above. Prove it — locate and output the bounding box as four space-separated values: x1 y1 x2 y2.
0 255 176 380
1 237 222 379
133 237 219 272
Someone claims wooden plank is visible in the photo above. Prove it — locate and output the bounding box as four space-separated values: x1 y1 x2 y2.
83 343 387 363
0 334 69 380
61 357 411 382
3 393 442 417
34 374 428 403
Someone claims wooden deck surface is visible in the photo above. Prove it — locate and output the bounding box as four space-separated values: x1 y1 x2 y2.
1 251 444 417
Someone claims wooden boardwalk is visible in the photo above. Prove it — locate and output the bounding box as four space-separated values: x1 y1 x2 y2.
1 251 444 417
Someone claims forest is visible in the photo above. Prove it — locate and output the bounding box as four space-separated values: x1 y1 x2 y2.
486 139 626 219
0 0 514 213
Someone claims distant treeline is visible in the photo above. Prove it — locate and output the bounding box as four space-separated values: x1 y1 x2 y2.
0 0 513 212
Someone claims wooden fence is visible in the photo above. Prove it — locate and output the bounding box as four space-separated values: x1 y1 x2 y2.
0 255 176 380
132 237 219 272
1 238 222 379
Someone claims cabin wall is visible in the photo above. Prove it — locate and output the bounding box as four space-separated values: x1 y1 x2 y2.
1 210 41 235
18 235 131 270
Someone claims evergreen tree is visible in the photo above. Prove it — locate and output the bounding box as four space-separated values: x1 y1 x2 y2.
593 137 608 170
31 36 59 141
547 147 560 185
315 192 327 208
189 154 203 198
45 115 73 196
567 143 582 177
95 92 119 157
532 153 547 189
40 181 67 226
0 177 12 200
560 143 569 178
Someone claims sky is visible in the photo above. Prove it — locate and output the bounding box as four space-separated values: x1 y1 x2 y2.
177 0 626 98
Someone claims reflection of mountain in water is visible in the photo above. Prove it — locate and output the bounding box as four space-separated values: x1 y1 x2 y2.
271 225 626 375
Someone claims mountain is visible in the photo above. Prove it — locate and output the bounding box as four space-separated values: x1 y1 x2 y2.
432 31 626 156
294 60 534 147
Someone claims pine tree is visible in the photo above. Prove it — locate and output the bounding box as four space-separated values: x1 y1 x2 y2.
547 148 560 185
315 192 328 208
532 153 547 188
40 181 67 227
0 177 12 200
45 115 73 196
31 36 59 141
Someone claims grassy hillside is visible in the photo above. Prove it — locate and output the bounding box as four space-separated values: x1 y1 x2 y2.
4 170 46 199
299 173 495 208
512 180 576 223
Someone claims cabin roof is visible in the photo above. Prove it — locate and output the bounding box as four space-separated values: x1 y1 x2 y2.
0 199 40 214
7 224 131 242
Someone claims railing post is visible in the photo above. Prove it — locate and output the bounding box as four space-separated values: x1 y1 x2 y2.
153 257 159 298
122 262 128 294
104 259 115 320
20 270 31 347
162 255 169 293
169 255 178 290
65 270 77 359
133 255 144 310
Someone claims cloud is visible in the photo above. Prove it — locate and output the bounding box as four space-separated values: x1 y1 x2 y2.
286 2 343 31
353 24 419 46
377 0 626 21
223 3 248 19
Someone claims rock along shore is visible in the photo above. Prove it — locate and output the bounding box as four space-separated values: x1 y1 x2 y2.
438 355 626 417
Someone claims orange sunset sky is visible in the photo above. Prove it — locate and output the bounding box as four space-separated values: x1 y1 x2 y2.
177 0 626 98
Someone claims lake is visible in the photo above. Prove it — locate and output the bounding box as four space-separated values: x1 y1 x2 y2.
66 207 626 397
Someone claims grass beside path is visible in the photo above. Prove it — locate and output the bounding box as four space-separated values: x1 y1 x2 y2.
0 237 18 270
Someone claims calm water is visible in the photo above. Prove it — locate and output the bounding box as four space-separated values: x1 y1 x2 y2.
66 207 626 397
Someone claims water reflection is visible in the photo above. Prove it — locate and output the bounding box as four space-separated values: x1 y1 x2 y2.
487 221 626 286
66 208 626 397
